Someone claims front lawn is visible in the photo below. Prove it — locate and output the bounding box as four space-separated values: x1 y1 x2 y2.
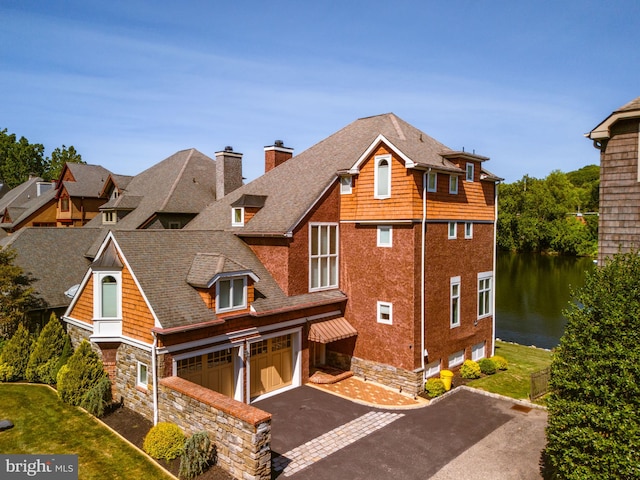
466 340 553 401
0 383 174 480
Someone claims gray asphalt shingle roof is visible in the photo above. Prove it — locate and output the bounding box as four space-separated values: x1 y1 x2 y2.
105 230 345 330
187 113 494 234
2 227 102 308
60 163 112 198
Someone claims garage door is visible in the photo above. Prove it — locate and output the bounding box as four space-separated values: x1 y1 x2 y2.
176 348 235 398
250 334 293 398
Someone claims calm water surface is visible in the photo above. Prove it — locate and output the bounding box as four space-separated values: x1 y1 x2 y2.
496 252 595 350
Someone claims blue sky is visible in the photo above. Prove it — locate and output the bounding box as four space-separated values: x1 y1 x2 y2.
2 0 639 183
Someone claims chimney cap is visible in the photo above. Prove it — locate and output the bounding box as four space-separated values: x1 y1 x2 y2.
224 146 234 152
274 140 284 147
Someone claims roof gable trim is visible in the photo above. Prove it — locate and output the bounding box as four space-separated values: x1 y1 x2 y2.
349 134 415 173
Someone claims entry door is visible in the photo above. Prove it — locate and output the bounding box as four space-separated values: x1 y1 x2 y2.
250 334 293 398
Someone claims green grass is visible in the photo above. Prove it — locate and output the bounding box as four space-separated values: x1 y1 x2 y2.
466 341 553 402
0 383 174 480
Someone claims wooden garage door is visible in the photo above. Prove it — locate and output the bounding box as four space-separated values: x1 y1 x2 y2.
250 334 293 398
176 348 235 398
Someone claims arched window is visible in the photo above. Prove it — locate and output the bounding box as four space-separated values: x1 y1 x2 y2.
375 156 391 198
101 275 118 318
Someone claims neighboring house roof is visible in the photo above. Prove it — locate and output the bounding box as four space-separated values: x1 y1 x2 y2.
0 177 46 217
188 113 495 235
1 188 56 229
588 96 640 141
85 148 220 231
84 230 345 331
58 163 112 198
2 227 102 309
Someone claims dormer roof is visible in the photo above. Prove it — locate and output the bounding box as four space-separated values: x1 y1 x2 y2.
186 253 259 289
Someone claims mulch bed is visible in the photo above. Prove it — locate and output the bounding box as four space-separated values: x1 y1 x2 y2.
101 406 233 480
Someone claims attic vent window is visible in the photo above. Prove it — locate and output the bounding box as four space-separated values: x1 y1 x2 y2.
232 207 244 227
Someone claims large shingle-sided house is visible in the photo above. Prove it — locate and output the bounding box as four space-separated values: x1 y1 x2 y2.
587 96 640 264
63 113 500 415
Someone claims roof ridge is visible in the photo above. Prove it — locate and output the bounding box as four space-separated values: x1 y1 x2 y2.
159 148 195 211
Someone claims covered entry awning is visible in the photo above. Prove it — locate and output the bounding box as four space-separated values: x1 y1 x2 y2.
308 317 357 344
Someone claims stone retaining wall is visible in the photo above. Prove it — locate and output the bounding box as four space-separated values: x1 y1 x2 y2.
327 350 423 396
159 376 271 480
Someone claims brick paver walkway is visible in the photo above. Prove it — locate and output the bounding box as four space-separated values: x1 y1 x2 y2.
272 410 404 477
312 376 426 407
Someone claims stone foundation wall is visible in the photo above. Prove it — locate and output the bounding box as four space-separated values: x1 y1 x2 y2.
66 323 91 348
113 343 154 420
159 376 271 480
327 350 424 396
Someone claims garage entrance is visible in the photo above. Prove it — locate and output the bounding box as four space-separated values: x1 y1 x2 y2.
250 334 293 398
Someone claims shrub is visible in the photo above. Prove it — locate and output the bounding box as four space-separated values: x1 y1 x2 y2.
52 335 73 383
143 422 185 461
179 431 216 480
57 340 107 406
490 354 508 370
424 378 446 397
459 360 481 379
0 323 33 381
478 358 497 375
26 313 68 384
81 376 113 417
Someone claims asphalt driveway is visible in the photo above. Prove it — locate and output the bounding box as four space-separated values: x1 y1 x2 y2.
255 386 547 479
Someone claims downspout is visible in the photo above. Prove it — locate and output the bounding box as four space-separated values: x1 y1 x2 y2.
491 181 500 357
420 170 429 373
152 331 159 425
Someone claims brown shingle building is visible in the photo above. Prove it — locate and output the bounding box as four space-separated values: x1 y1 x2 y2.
587 96 640 263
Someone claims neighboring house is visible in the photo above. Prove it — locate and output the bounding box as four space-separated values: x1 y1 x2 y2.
0 176 57 234
1 226 101 326
587 96 640 264
84 147 241 233
62 113 500 418
55 163 113 227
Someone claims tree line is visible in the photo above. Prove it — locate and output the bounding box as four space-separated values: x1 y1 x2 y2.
497 165 599 257
0 128 84 189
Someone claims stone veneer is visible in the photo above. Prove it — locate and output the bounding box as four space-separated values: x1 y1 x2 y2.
327 350 423 396
159 376 272 480
113 342 154 419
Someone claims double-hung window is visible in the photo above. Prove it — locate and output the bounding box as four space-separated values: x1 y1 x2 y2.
232 207 244 227
448 222 457 239
375 155 391 199
450 276 461 328
427 172 437 193
137 362 148 389
466 163 474 182
377 225 392 247
310 224 338 290
449 175 458 194
217 277 246 312
465 222 473 239
340 176 352 194
478 271 493 318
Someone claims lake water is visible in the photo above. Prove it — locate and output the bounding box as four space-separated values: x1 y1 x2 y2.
496 252 596 350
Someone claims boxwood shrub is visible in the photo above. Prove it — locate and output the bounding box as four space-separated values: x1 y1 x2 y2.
459 359 481 379
490 354 508 370
425 378 446 397
478 358 497 375
143 422 185 461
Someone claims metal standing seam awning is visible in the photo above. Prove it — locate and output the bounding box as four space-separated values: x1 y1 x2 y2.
308 317 358 344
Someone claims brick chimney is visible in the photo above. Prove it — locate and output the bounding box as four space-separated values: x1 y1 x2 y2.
264 140 293 173
215 146 243 199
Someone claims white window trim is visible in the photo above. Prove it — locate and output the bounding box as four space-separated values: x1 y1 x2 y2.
427 172 437 193
448 350 464 368
92 271 122 320
472 342 486 361
449 175 459 194
309 223 339 292
374 154 392 199
216 275 247 313
478 271 493 318
425 359 441 378
137 361 149 389
465 222 473 239
377 301 393 325
377 225 393 247
450 276 461 328
466 163 474 182
340 176 352 194
231 207 244 227
448 222 457 239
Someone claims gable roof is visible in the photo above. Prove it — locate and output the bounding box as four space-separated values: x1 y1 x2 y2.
85 230 344 331
187 113 494 235
84 148 219 230
588 96 640 141
2 227 102 309
57 163 113 198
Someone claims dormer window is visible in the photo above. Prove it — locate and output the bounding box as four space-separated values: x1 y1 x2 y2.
466 163 474 182
60 196 70 212
449 175 459 194
216 276 246 313
374 155 391 199
232 207 244 227
102 211 116 225
101 275 118 317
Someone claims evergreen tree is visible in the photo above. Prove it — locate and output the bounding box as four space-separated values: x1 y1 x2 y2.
0 323 33 381
25 313 68 384
543 251 640 478
57 340 108 406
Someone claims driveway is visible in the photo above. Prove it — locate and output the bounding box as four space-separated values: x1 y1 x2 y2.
254 386 547 479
